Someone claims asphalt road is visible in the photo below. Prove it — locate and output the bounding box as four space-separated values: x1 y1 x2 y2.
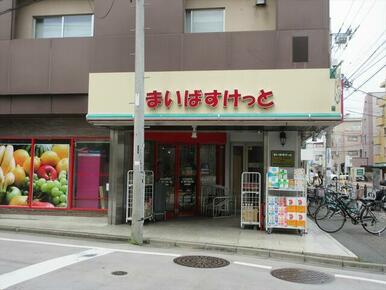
330 222 386 264
0 232 385 290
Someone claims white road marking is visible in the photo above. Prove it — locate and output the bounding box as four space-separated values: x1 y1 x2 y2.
3 236 386 286
234 261 273 270
0 248 114 289
234 261 386 286
335 274 386 285
0 237 180 257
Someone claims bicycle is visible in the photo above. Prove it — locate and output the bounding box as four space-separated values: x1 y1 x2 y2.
307 184 336 218
314 189 386 235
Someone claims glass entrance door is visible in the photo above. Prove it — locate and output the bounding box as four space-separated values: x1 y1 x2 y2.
156 145 176 215
178 144 197 216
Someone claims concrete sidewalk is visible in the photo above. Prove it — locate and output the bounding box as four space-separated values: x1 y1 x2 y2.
0 214 358 262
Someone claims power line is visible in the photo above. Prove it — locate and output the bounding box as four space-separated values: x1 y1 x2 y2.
349 87 384 100
87 0 116 19
346 39 386 80
344 0 366 34
344 65 386 100
351 54 386 82
0 0 43 16
346 109 382 118
331 0 355 51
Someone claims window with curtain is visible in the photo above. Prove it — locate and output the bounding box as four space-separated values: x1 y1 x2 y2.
185 9 224 33
34 15 93 39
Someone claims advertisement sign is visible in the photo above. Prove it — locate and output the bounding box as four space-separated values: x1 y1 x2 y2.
271 151 295 167
0 142 69 208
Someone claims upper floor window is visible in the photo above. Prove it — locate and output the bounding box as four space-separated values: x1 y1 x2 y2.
185 9 224 33
347 136 358 142
347 150 359 157
292 36 308 63
34 15 94 39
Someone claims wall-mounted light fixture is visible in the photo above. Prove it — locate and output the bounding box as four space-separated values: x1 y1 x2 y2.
280 131 286 146
191 125 197 139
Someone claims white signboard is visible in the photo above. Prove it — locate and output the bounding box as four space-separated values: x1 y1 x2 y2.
301 149 313 161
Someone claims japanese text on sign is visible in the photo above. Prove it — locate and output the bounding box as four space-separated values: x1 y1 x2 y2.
145 89 274 110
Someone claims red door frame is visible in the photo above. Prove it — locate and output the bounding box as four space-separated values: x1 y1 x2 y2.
146 132 226 218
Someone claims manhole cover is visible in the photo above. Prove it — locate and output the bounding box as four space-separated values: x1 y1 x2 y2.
111 271 128 276
271 268 334 284
173 256 230 268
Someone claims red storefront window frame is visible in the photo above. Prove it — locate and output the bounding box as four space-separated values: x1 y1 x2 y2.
144 132 227 217
0 136 109 212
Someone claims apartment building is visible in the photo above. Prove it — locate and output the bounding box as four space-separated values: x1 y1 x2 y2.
373 82 386 178
362 91 384 166
331 118 366 173
0 0 341 224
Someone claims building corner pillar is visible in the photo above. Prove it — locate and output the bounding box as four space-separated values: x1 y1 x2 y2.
108 129 131 225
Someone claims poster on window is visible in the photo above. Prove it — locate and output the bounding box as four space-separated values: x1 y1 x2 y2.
32 143 70 208
0 142 70 208
0 143 31 206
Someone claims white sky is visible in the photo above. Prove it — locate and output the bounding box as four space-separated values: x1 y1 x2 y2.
330 0 386 118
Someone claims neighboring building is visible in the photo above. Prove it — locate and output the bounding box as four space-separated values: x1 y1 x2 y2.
331 118 366 173
362 92 383 166
0 0 341 224
305 136 326 171
373 81 386 177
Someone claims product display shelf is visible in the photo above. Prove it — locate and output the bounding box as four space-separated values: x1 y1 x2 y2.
240 172 261 229
265 168 307 235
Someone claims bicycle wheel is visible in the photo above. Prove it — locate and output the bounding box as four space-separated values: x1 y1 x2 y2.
360 203 386 235
315 204 346 233
307 197 322 218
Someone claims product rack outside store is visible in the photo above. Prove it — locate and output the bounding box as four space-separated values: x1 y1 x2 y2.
265 167 307 235
240 172 261 229
126 170 154 222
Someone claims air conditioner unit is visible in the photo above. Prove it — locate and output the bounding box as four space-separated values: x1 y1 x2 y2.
256 0 267 6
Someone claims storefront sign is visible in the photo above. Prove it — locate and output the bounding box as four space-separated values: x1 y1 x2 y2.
146 89 274 110
271 151 295 167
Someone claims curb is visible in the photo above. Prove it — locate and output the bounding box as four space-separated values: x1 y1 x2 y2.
1 225 384 273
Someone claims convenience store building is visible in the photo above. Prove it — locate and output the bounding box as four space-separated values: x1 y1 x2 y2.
0 0 339 225
87 69 342 223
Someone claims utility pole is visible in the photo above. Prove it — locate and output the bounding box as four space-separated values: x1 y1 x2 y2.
325 128 333 185
131 0 145 245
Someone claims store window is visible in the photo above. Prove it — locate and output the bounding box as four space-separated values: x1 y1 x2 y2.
73 142 109 209
185 9 225 33
200 145 216 186
34 15 94 38
32 140 71 208
144 141 155 171
0 140 32 207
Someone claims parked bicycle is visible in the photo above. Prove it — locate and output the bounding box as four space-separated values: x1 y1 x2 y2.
307 184 337 218
314 189 386 235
